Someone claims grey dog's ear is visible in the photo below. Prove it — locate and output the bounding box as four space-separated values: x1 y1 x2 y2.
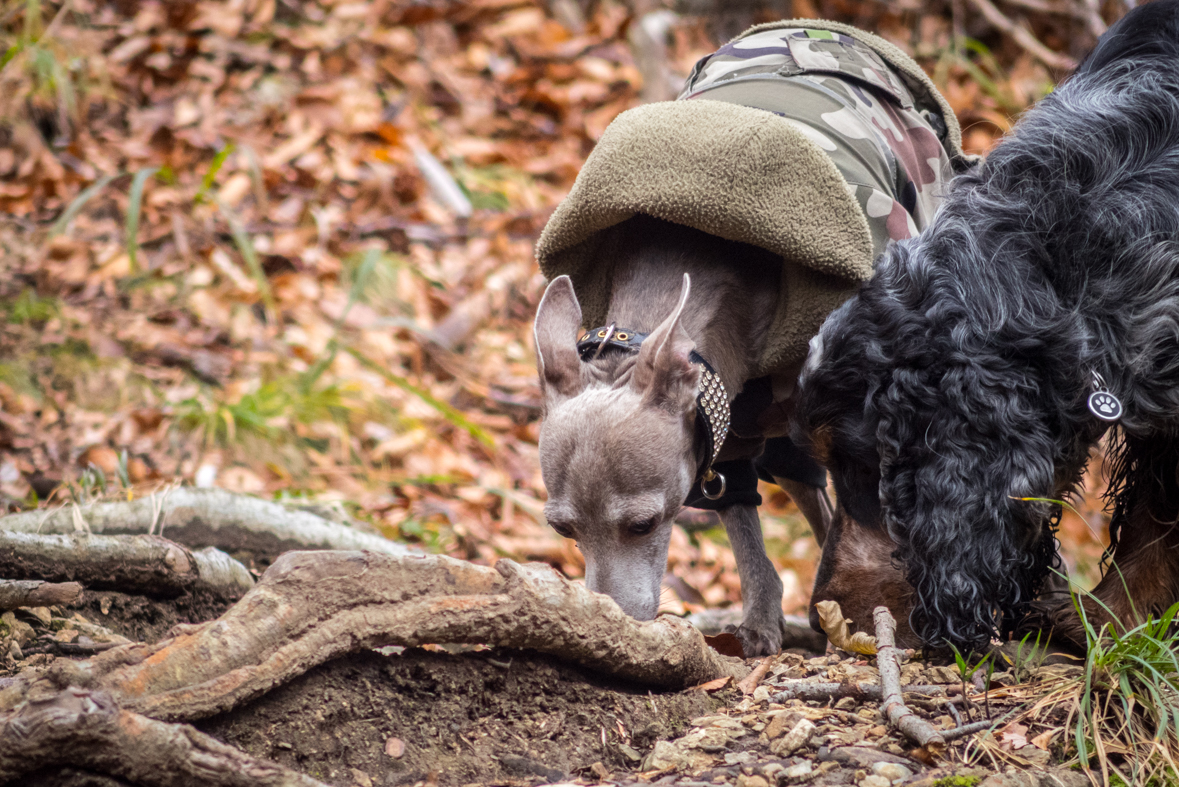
634 273 699 413
534 275 584 404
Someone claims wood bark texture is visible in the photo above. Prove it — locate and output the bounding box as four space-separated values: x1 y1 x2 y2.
771 679 948 704
0 579 82 610
0 551 746 721
0 688 329 787
873 605 946 755
0 488 413 557
0 531 253 601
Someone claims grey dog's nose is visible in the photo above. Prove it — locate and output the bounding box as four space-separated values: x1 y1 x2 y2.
585 565 660 621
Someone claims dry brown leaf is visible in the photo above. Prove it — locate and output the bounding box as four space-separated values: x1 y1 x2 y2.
815 600 878 655
687 675 732 692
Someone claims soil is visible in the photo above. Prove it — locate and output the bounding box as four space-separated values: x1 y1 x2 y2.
199 647 723 787
3 557 1084 787
69 589 235 644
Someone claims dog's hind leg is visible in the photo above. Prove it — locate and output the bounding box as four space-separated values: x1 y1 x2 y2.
774 477 834 548
719 503 785 656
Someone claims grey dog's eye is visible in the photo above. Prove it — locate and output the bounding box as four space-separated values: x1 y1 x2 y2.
550 522 574 538
628 517 658 536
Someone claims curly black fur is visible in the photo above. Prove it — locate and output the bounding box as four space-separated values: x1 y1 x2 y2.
796 0 1179 651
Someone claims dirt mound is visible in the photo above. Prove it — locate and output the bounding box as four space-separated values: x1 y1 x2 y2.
198 648 722 787
71 590 235 645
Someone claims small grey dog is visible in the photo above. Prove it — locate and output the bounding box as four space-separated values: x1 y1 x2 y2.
531 20 968 655
535 218 830 655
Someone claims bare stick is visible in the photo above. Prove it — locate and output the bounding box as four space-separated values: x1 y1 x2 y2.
0 579 82 610
966 0 1079 70
0 688 328 787
874 606 946 754
737 657 774 695
942 719 997 741
0 487 413 557
771 680 948 704
1 552 746 720
0 531 253 601
1079 0 1108 38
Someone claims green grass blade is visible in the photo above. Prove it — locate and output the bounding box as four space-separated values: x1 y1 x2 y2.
126 167 160 273
343 345 495 449
341 248 380 326
215 196 276 322
195 143 234 204
301 249 384 390
49 173 120 237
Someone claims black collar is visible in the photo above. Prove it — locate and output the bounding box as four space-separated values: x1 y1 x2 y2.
576 325 730 498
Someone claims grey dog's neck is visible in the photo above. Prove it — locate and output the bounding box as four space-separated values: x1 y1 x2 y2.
592 216 781 395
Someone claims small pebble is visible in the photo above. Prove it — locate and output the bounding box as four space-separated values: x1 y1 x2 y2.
783 761 813 779
871 762 914 784
763 712 799 741
770 719 815 756
736 775 768 787
760 763 785 779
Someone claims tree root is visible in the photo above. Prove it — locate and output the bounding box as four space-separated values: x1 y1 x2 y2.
0 579 82 610
0 531 254 601
0 487 412 558
0 688 328 787
874 606 946 755
1 551 746 720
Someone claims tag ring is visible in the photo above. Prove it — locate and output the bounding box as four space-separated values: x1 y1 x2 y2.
700 469 726 500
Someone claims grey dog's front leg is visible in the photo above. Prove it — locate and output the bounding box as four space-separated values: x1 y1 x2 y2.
719 504 784 656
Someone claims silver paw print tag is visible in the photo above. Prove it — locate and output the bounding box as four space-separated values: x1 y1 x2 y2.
1088 371 1122 423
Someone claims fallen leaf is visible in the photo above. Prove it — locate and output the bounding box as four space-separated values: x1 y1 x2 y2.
687 675 732 692
1000 721 1029 750
1030 728 1059 750
703 632 745 659
815 600 877 655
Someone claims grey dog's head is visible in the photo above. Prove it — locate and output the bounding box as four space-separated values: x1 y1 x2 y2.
534 274 699 620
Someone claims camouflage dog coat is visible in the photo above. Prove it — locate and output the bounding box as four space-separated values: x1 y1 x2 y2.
683 25 953 255
536 20 972 509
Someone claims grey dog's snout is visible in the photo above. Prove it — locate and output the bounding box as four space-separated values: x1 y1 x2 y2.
584 555 662 621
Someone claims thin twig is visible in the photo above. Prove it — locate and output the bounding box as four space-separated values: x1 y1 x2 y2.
942 719 997 741
874 606 947 754
1079 0 1108 37
999 0 1106 36
948 700 964 727
966 0 1079 70
737 656 775 695
771 680 949 704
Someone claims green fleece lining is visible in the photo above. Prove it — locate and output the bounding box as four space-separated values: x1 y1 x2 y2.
535 21 964 376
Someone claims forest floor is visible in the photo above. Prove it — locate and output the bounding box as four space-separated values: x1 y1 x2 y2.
5 579 1092 787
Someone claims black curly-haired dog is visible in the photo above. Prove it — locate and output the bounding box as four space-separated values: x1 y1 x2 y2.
795 0 1179 652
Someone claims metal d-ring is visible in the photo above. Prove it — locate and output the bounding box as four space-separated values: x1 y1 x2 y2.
700 469 726 500
590 323 615 361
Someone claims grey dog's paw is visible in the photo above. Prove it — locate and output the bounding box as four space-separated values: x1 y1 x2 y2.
724 620 783 657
